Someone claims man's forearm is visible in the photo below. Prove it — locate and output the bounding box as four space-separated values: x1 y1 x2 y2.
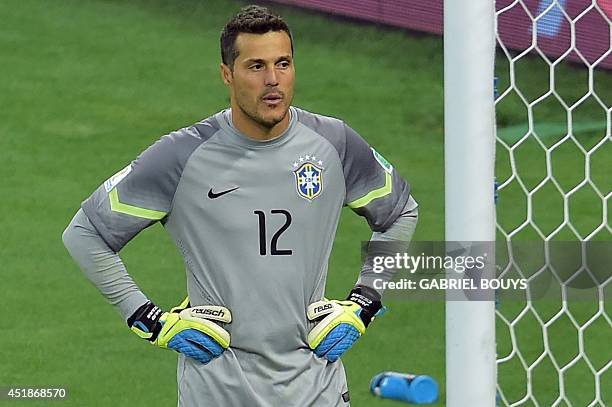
357 195 419 295
62 209 149 320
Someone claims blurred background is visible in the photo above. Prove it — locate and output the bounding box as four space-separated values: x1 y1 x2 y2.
0 0 608 405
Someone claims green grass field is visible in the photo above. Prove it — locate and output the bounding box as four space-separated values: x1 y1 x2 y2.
0 0 608 405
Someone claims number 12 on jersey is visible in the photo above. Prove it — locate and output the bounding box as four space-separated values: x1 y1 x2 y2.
253 210 293 256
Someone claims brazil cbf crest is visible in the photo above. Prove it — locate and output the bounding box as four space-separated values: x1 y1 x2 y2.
292 154 324 201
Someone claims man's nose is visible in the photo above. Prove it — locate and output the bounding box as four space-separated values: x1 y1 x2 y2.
264 67 279 86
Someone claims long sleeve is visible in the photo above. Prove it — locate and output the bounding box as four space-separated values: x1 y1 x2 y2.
356 195 419 296
62 208 149 320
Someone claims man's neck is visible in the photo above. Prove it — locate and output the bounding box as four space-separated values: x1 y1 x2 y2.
230 107 291 141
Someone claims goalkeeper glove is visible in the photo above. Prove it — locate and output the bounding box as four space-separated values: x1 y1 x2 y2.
307 285 385 362
127 297 232 364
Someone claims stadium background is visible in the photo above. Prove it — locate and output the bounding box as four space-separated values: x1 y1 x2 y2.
1 0 608 405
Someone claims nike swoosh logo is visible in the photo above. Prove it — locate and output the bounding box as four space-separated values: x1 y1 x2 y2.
208 187 239 199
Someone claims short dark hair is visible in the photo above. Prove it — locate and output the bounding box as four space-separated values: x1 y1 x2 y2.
221 5 293 70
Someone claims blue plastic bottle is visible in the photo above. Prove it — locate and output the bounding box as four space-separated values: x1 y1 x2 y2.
370 371 439 404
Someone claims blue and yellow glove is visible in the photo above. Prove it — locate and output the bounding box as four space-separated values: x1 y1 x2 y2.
307 285 385 362
127 297 232 364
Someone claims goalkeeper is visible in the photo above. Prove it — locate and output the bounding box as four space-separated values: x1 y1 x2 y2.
62 5 418 407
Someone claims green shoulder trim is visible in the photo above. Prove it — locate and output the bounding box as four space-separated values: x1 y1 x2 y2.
109 188 167 220
347 172 393 209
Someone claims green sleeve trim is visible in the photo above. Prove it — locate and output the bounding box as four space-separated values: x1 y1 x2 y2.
109 188 167 220
347 172 393 209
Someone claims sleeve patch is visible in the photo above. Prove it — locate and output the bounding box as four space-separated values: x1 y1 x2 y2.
371 148 393 174
104 164 132 192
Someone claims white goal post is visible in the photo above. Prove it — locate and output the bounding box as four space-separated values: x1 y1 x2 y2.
444 0 497 406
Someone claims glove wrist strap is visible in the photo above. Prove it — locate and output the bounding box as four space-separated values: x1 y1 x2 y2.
347 285 383 327
127 301 163 341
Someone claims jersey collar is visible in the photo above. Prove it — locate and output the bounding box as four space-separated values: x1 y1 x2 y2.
218 107 297 149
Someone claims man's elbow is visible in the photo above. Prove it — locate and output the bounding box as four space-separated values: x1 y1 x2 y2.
62 218 77 253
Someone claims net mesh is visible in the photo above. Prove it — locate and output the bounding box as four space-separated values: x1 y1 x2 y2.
494 1 611 406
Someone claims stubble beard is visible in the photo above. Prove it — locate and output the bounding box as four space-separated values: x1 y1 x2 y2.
237 95 290 130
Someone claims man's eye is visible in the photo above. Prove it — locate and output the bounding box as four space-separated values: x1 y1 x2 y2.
277 61 290 69
250 64 263 71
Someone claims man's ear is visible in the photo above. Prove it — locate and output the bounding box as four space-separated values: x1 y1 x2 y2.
220 63 232 85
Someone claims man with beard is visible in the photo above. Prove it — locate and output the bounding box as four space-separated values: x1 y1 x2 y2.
63 5 418 406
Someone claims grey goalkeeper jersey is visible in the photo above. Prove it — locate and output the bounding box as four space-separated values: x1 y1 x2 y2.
80 107 410 407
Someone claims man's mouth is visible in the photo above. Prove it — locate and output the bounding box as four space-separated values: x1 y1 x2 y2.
262 92 283 106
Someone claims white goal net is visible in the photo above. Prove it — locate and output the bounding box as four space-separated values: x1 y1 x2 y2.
494 0 611 406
